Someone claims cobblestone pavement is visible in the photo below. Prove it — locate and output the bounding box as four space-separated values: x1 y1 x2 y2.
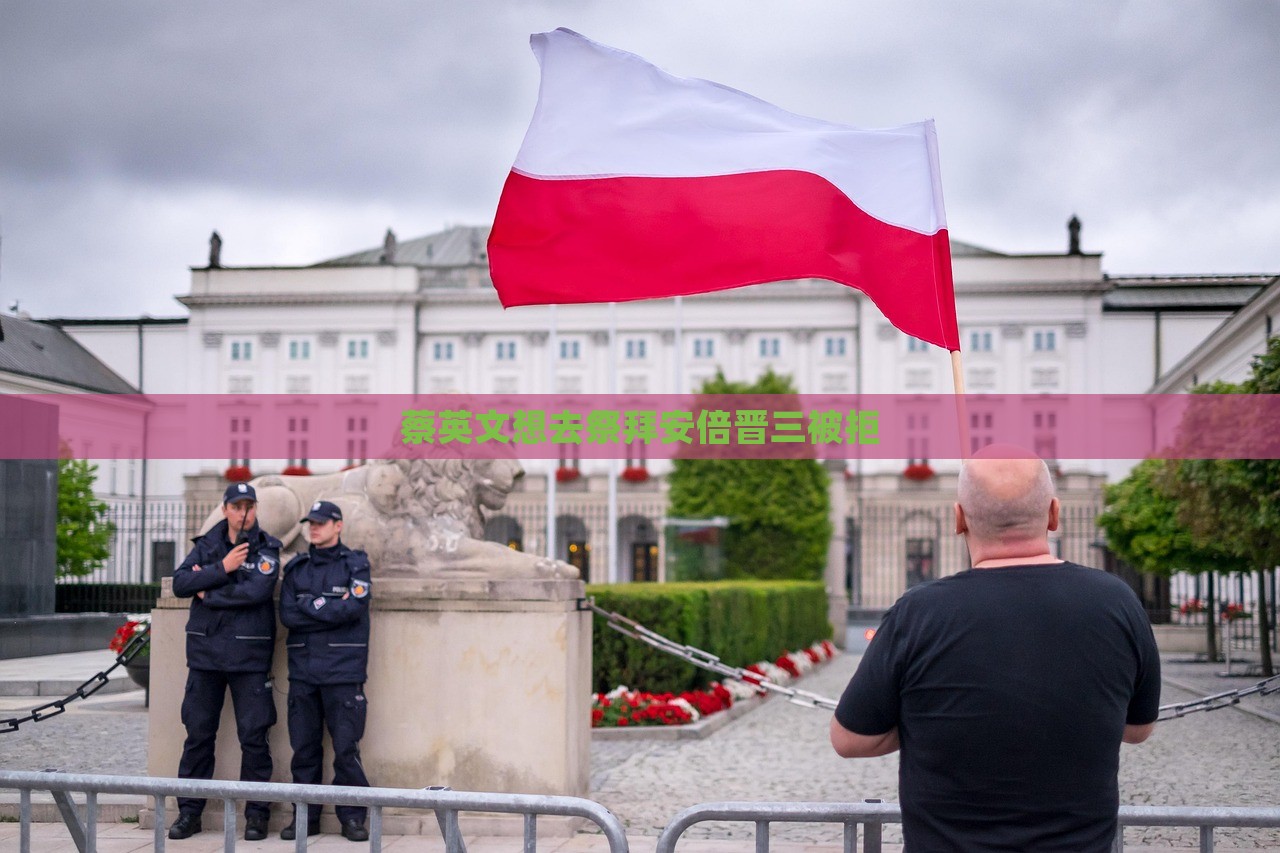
590 653 1280 849
3 655 1278 849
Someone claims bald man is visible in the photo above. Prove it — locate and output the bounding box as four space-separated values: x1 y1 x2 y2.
831 447 1160 852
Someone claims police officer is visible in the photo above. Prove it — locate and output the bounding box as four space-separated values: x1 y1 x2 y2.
278 500 373 842
168 482 281 841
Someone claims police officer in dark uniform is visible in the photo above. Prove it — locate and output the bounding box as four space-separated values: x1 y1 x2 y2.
278 500 373 842
168 482 281 841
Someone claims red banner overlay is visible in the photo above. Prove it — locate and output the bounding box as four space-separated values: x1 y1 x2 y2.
4 393 1280 461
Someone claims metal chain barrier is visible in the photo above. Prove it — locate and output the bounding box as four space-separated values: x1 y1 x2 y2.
1156 674 1280 721
0 624 151 734
583 598 838 710
583 598 1280 723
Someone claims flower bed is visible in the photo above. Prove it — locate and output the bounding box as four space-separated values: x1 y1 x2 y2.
109 614 151 657
591 639 837 728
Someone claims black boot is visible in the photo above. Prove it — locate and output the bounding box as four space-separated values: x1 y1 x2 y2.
341 818 369 841
167 813 203 840
280 816 321 840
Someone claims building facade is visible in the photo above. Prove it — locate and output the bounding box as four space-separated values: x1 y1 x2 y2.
45 223 1274 605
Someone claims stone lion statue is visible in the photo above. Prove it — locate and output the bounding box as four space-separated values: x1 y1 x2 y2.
199 458 577 580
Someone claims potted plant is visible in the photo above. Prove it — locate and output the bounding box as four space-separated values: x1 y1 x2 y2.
224 464 252 482
621 466 649 483
902 462 935 481
555 466 580 483
281 464 312 476
110 615 152 697
1178 598 1205 619
1221 603 1252 622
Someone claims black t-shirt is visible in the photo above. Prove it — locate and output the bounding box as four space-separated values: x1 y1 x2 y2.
835 562 1161 852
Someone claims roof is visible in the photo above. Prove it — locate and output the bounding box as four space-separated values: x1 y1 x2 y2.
0 313 138 393
1102 274 1272 312
315 227 1009 268
314 225 491 268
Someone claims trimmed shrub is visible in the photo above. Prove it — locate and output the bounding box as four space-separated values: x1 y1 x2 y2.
587 580 831 693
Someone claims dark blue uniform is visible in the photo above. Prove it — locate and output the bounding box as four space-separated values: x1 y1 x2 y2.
171 520 281 822
279 541 372 825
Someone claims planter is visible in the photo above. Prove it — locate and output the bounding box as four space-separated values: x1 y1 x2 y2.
124 658 150 690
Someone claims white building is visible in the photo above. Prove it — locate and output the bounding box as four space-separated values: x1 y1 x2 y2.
45 222 1274 598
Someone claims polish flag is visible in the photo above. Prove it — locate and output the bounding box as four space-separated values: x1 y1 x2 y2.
489 28 960 351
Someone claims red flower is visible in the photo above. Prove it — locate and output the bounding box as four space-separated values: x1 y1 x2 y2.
555 467 580 483
774 655 800 678
902 463 935 481
621 466 650 483
1221 604 1252 622
281 465 311 476
224 465 252 482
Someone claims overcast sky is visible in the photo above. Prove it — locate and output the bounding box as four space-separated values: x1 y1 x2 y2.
2 0 1277 318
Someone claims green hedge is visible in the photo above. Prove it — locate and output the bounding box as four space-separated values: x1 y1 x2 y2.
586 580 831 694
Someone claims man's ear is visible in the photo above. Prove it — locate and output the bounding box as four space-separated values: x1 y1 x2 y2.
1047 497 1061 532
954 503 967 535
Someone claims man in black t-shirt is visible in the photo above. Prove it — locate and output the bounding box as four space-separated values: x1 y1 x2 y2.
831 447 1160 852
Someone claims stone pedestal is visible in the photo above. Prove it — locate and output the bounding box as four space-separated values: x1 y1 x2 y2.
146 576 590 834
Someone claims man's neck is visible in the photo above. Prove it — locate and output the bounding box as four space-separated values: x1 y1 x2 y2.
971 553 1062 569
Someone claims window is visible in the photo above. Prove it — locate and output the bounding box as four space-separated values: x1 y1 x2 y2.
559 340 581 360
495 340 517 361
346 415 369 467
1033 410 1059 463
968 330 993 352
906 412 930 462
624 338 647 360
432 341 454 361
969 410 995 454
344 374 370 394
287 417 309 467
493 376 519 393
758 337 780 358
824 336 847 357
287 339 311 361
692 337 715 359
230 340 253 361
228 416 251 466
346 338 370 360
1033 330 1057 352
907 337 929 353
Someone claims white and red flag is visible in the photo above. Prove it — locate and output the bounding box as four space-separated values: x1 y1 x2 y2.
489 28 960 351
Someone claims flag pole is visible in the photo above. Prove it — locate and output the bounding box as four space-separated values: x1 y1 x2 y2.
546 305 558 561
607 302 619 584
951 350 971 459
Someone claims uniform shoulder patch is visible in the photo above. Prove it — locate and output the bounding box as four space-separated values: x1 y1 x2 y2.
312 596 326 610
351 579 370 599
258 554 278 575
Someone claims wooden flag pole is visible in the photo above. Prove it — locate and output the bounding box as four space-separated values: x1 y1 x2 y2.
951 350 971 460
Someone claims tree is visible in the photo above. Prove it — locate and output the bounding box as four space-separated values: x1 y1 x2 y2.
1096 457 1248 660
667 369 832 580
57 456 115 578
1165 338 1280 676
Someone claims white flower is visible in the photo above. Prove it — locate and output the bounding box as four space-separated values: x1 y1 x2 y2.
670 697 700 722
789 651 814 674
605 685 631 700
723 679 764 700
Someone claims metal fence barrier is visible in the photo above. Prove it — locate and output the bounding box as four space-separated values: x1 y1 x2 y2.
0 770 629 853
653 800 1280 853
